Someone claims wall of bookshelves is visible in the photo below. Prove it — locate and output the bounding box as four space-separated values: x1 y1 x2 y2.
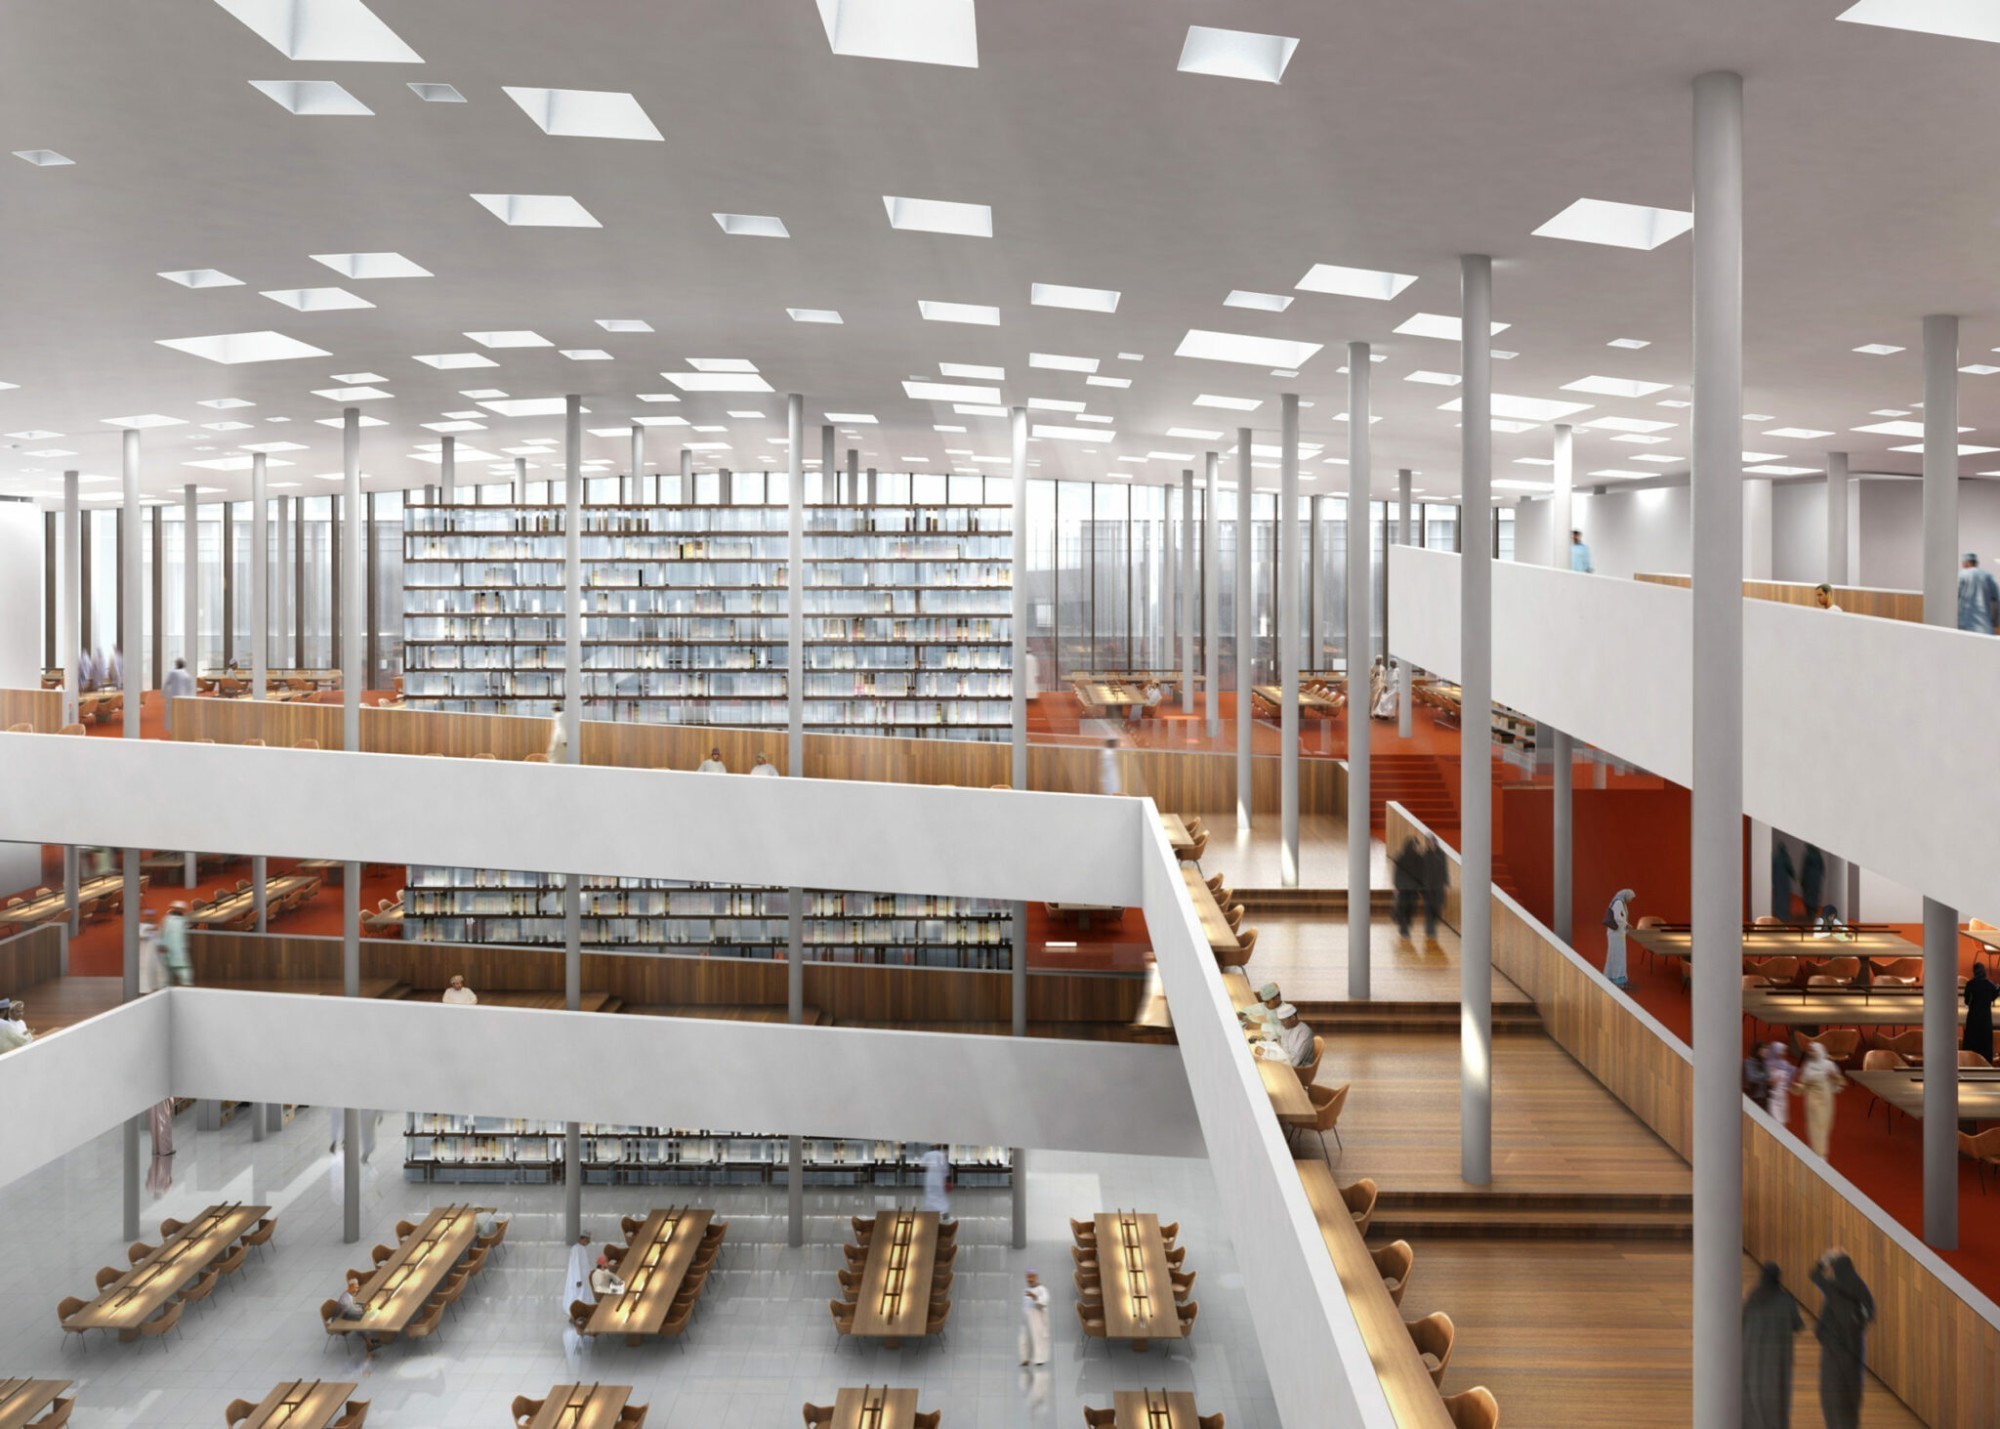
402 1114 1012 1187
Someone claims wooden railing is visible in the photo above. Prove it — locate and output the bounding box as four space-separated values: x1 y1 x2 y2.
1635 572 1923 623
1385 800 1997 1428
0 689 62 732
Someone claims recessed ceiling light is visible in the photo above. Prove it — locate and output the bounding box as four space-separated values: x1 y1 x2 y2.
1837 0 2000 44
691 425 728 434
1175 329 1323 368
1870 409 1910 417
933 424 966 433
1763 427 1834 440
1167 427 1224 441
1513 457 1555 466
953 404 1007 417
1441 393 1593 422
1888 442 1999 455
594 319 652 333
1631 454 1683 464
156 331 331 364
905 380 1001 403
1586 415 1677 434
470 193 600 228
663 373 774 393
1177 24 1299 83
159 269 242 289
183 455 291 472
1029 352 1099 374
13 149 73 167
459 388 508 400
502 87 663 141
1394 312 1510 342
1294 263 1416 300
1611 433 1672 445
629 415 688 427
1853 343 1904 356
1030 282 1120 313
1193 394 1261 411
250 79 373 116
413 353 499 371
1744 464 1819 476
1607 338 1651 349
1853 419 1967 437
1076 415 1114 425
786 308 843 324
422 420 486 433
330 371 385 385
688 358 758 373
823 412 877 424
1562 375 1670 398
1086 375 1131 388
1493 478 1553 492
712 212 789 238
215 0 421 60
1962 364 2000 376
1225 290 1293 312
883 195 992 237
940 362 1005 381
1657 399 1693 409
1271 368 1299 378
1029 397 1084 413
919 300 1000 326
312 386 390 401
816 0 978 66
1740 413 1776 423
476 398 589 417
726 410 765 420
5 430 61 440
314 414 385 428
1589 469 1654 480
1533 197 1692 250
1403 370 1461 387
1033 424 1111 442
197 398 255 410
636 393 679 403
464 331 550 349
408 82 464 103
25 448 76 458
264 416 291 422
1740 451 1786 463
1146 451 1196 462
560 349 613 361
262 286 373 311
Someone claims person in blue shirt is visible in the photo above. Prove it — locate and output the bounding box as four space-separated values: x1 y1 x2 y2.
1959 553 1999 633
1569 529 1593 573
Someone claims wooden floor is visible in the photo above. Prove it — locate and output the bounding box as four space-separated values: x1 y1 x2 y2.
1203 812 1390 892
1249 913 1532 1007
8 974 120 1033
1393 1240 1922 1427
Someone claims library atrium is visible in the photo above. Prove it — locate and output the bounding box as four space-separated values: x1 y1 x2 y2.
1 2 1997 1426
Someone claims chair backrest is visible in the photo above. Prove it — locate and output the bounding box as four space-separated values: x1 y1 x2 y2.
141 1300 184 1338
1074 1268 1099 1298
1084 1411 1118 1428
1372 1239 1414 1294
1971 1127 2000 1160
803 1407 834 1428
1862 1049 1907 1071
1198 1416 1226 1429
96 1265 123 1290
1960 1050 1994 1069
912 1413 941 1429
1821 956 1860 980
1076 1300 1104 1335
1814 1028 1861 1062
1442 1386 1500 1429
332 1402 369 1429
320 1299 341 1332
1635 915 1665 929
1342 1178 1379 1226
1753 915 1784 926
1177 1299 1199 1332
1407 1310 1455 1383
1880 1029 1925 1057
58 1295 87 1324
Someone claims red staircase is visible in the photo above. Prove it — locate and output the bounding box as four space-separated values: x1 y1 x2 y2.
1370 754 1457 839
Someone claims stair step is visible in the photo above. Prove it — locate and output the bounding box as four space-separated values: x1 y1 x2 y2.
1370 1190 1693 1241
1291 1002 1543 1034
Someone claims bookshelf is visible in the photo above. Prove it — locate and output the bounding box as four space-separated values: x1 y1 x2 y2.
402 1114 1012 1188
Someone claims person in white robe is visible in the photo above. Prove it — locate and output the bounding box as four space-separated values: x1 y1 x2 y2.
750 752 779 776
919 1145 952 1218
442 975 478 1006
696 747 728 773
563 1233 596 1313
161 658 196 734
1602 888 1635 987
1018 1270 1051 1366
546 701 569 762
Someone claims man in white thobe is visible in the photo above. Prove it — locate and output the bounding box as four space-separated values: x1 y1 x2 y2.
750 753 779 776
1260 1005 1313 1066
562 1233 596 1314
919 1145 952 1219
442 975 478 1006
1019 1270 1051 1366
161 657 196 734
696 747 727 773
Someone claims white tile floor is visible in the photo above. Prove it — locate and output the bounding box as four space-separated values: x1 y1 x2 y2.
0 1111 1279 1427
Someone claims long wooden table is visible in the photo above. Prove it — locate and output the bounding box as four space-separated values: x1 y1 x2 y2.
1180 868 1240 956
1295 1161 1455 1428
831 1386 921 1429
587 1207 712 1343
0 873 131 931
525 1382 632 1429
850 1210 939 1347
70 1202 268 1335
1253 684 1344 714
1158 813 1198 860
333 1205 485 1338
1744 986 1966 1028
187 874 316 929
1114 1390 1201 1429
1629 927 1920 965
1850 1070 2000 1123
1256 1051 1315 1118
1076 679 1144 709
237 1379 358 1429
1093 1213 1183 1350
0 1379 70 1429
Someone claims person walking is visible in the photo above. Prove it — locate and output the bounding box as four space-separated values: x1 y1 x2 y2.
1959 553 2000 634
1569 529 1593 573
1799 844 1825 923
1809 1248 1875 1429
1964 962 1998 1063
918 1144 952 1220
1741 1261 1802 1429
161 657 196 734
159 903 192 986
1017 1269 1051 1367
1771 842 1796 922
1097 736 1122 796
1391 835 1424 941
1418 836 1447 942
1797 1039 1847 1158
1601 888 1635 987
546 700 569 761
1762 1041 1796 1127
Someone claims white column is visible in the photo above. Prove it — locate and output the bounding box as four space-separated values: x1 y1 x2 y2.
1204 450 1220 738
821 424 835 499
1180 469 1196 717
1691 69 1746 1429
180 483 200 882
680 447 692 500
1279 398 1301 886
1550 425 1574 568
120 429 141 1243
562 395 584 1240
846 447 858 505
1548 424 1575 934
339 409 364 1243
1825 451 1849 585
61 470 80 930
1343 359 1370 993
251 454 269 931
514 456 527 503
1459 257 1494 1188
1744 476 1774 580
1396 470 1413 740
630 422 645 502
1922 313 1960 1250
787 394 808 1250
1010 408 1029 790
1234 430 1254 829
439 434 455 504
1308 497 1324 670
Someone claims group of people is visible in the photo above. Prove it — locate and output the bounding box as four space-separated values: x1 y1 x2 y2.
1366 657 1401 722
73 645 122 692
1742 1250 1876 1429
0 999 33 1053
137 904 193 992
1241 980 1315 1065
694 746 780 776
1391 834 1449 943
1745 1038 1849 1158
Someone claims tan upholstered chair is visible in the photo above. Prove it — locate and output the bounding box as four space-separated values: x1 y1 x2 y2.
1961 1050 1994 1069
1083 1410 1118 1428
57 1296 90 1347
1441 1387 1500 1429
803 1407 834 1428
1341 1178 1379 1236
1296 1036 1324 1087
1807 956 1860 989
1216 928 1256 969
1069 1216 1097 1246
1406 1311 1455 1387
1284 1082 1350 1162
1372 1241 1414 1306
1075 1300 1107 1355
513 1395 545 1426
137 1299 185 1349
1877 1029 1925 1060
828 1298 855 1346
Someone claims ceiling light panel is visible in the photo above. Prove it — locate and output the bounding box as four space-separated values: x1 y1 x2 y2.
1085 375 1131 388
422 420 486 433
1294 263 1416 301
157 331 330 364
1853 419 1967 436
470 194 600 227
560 349 612 361
262 286 372 311
310 252 430 279
940 363 1004 381
213 0 422 60
688 358 757 372
464 331 550 349
1030 282 1119 313
1394 313 1510 341
1837 0 2000 43
1745 464 1819 476
1029 352 1098 374
160 269 242 289
593 319 652 333
664 373 775 393
1853 344 1905 355
713 213 788 238
1225 290 1292 312
786 308 843 323
1194 394 1261 411
312 386 390 401
104 415 187 429
883 195 992 237
1404 370 1461 387
1608 338 1651 349
1167 427 1224 440
1028 397 1084 413
1441 394 1593 422
1764 427 1834 439
408 83 463 102
1033 424 1110 442
905 380 1001 403
1177 24 1299 83
477 398 588 417
197 399 255 409
503 87 664 141
1562 375 1670 398
816 0 978 68
919 300 1000 326
1175 329 1323 368
1585 415 1677 434
13 149 72 166
1888 443 1998 455
414 353 498 370
1533 197 1693 250
823 412 877 423
249 79 373 116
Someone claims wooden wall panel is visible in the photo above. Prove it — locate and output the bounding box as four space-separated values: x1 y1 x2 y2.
0 689 63 732
1635 572 1923 623
172 698 340 749
1386 799 1999 1428
0 925 64 990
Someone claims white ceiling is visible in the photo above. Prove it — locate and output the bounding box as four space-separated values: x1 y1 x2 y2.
4 0 2000 506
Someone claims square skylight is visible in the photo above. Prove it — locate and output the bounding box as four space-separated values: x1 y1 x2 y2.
1225 290 1293 312
1030 282 1120 313
503 87 663 141
1608 338 1651 349
664 373 775 393
1441 394 1593 422
1562 375 1670 398
13 150 73 167
1029 352 1099 374
1962 364 2000 376
1837 0 2000 44
408 83 463 103
465 331 551 349
1586 415 1677 434
160 269 242 289
1611 433 1672 445
1033 423 1111 442
786 308 844 323
1175 329 1323 368
311 252 430 280
816 0 978 67
215 0 422 60
953 404 1007 417
823 412 878 424
1404 370 1461 387
919 300 1000 326
413 353 499 370
422 420 486 433
1029 397 1084 413
560 349 613 361
1853 343 1904 356
713 213 789 238
1744 464 1819 476
250 79 373 116
312 386 390 401
940 362 1004 381
1167 426 1224 441
314 413 386 428
470 194 600 228
689 358 758 372
1764 427 1833 439
1177 24 1299 83
1888 442 1999 455
477 398 587 418
262 286 373 311
1294 263 1416 300
595 319 652 333
197 398 255 409
905 380 1001 404
1394 312 1511 342
884 195 992 237
1085 375 1131 388
1853 419 1966 437
1533 198 1693 250
157 331 330 364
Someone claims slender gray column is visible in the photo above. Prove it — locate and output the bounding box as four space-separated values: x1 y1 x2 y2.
1552 729 1573 945
62 471 79 931
630 423 645 502
1309 497 1324 669
787 395 807 1249
1396 469 1414 740
1550 425 1574 568
1234 430 1254 829
1690 70 1746 1429
514 456 527 504
1278 400 1301 886
337 410 364 1242
120 430 141 1243
1825 452 1849 584
560 395 584 1241
273 495 289 675
1743 477 1773 580
1922 312 1961 1250
1342 362 1371 989
250 455 269 931
1180 470 1196 718
1204 451 1221 737
821 424 835 499
180 484 200 882
679 447 691 501
1010 408 1029 790
846 447 858 505
439 434 455 504
1162 484 1176 677
1459 257 1494 1188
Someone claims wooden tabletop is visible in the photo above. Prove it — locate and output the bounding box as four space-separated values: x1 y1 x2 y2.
1093 1213 1183 1345
1255 1052 1315 1118
188 875 315 928
525 1383 632 1429
336 1205 485 1337
587 1207 712 1340
830 1386 921 1429
237 1379 358 1429
0 1380 70 1429
1179 868 1239 956
0 873 127 929
1158 813 1197 859
1114 1390 1201 1429
70 1202 268 1332
1629 927 1920 962
1222 971 1258 1013
1743 987 1965 1028
851 1211 939 1341
1254 684 1343 712
1962 926 2000 954
1850 1070 2000 1121
1076 680 1143 707
1295 1161 1455 1428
